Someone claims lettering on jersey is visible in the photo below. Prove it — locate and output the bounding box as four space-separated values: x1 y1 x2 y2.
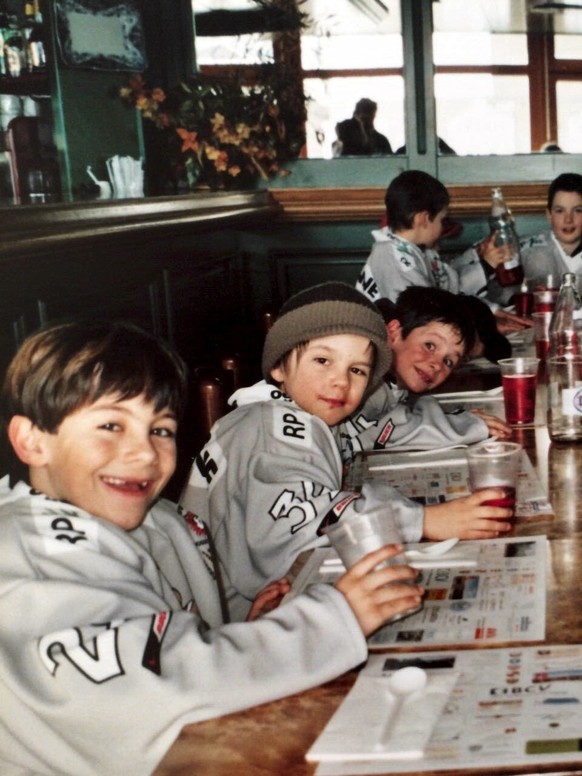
39 623 124 683
317 493 360 535
374 418 395 449
346 412 377 435
142 611 172 675
357 269 378 300
268 387 291 402
195 449 218 485
273 409 312 448
35 510 97 555
269 482 333 535
50 516 88 544
190 439 227 491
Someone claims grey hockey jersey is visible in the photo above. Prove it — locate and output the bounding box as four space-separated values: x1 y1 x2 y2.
0 480 366 776
181 381 430 622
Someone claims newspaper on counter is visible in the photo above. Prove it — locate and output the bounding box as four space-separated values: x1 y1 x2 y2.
309 644 582 775
345 446 553 520
289 535 547 648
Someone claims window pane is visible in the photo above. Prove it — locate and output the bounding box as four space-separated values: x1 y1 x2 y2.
433 0 527 33
195 33 273 65
301 0 401 69
433 0 527 64
552 13 582 37
302 33 402 69
304 76 404 158
304 0 401 36
557 81 582 152
555 34 582 60
435 74 530 155
433 32 527 65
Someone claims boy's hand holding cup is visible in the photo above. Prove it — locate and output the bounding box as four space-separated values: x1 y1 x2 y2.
466 441 522 529
325 506 423 633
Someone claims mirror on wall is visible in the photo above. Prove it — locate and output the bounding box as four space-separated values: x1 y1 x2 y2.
193 0 582 159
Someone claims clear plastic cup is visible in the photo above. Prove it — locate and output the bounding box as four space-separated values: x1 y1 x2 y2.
323 506 422 622
466 441 522 522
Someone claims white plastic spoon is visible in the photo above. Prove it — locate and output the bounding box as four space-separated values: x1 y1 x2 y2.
376 666 428 751
405 537 459 559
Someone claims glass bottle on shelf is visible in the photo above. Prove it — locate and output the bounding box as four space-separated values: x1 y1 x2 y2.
4 22 24 78
488 186 524 287
548 272 582 358
22 0 45 73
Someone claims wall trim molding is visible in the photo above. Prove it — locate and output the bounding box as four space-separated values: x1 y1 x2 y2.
268 183 549 221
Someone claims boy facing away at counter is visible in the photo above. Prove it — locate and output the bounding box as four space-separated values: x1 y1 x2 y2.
339 286 511 462
355 169 529 334
0 320 423 776
181 282 513 622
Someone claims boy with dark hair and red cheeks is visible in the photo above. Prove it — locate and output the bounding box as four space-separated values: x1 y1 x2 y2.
0 320 423 776
339 287 511 465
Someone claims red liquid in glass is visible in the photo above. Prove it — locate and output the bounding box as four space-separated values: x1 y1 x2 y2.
502 374 537 424
474 486 516 517
513 292 534 317
534 301 554 313
535 339 549 360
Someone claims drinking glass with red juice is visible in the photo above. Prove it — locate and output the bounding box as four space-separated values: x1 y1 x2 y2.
533 288 558 314
467 441 522 521
498 357 540 425
532 312 551 361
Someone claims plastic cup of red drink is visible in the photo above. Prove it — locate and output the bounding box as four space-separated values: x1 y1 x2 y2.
498 357 540 425
513 291 534 317
533 289 558 314
532 312 551 361
466 441 522 522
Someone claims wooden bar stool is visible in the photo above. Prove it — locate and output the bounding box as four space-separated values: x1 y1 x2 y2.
192 366 229 446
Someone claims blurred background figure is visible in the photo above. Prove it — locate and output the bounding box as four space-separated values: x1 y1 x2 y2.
333 98 393 157
540 141 563 153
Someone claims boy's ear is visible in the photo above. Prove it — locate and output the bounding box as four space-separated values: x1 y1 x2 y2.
413 210 430 229
545 207 552 224
386 319 402 346
270 365 285 385
7 416 50 466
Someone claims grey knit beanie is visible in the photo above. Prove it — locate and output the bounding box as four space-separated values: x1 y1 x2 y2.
262 282 392 392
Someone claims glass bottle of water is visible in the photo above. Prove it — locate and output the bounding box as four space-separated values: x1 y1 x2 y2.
547 274 582 441
548 273 582 358
488 187 524 286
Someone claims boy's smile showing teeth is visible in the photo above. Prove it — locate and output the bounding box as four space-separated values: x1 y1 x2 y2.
101 476 152 493
30 394 177 531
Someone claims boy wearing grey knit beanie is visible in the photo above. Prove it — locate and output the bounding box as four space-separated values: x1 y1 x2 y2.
181 282 513 623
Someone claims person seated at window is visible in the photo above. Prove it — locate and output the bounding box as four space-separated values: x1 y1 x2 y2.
539 141 562 153
334 98 392 157
395 137 456 155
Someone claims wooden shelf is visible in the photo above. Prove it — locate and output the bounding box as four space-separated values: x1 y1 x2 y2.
268 183 549 222
0 72 49 96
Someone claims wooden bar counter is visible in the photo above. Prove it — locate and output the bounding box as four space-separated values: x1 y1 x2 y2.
155 412 582 776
